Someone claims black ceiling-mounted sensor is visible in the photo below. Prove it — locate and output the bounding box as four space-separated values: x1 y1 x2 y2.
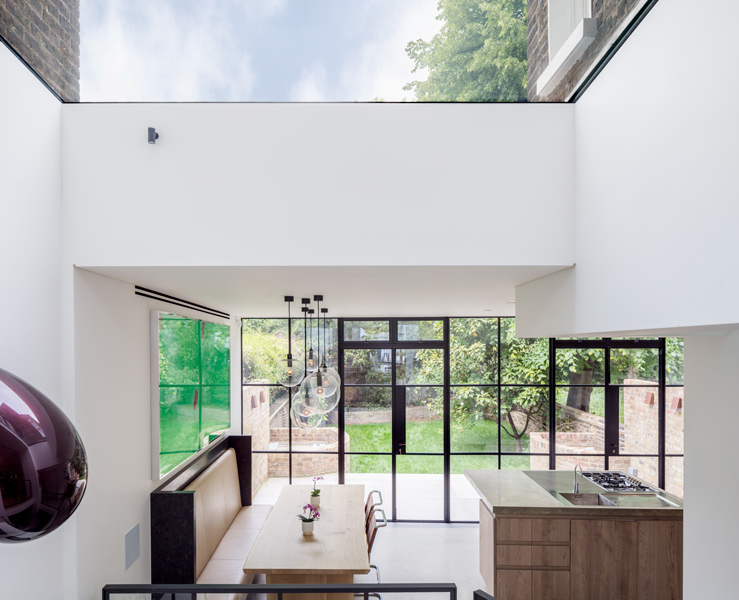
148 127 159 144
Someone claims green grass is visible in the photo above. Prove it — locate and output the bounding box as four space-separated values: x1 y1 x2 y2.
345 420 533 474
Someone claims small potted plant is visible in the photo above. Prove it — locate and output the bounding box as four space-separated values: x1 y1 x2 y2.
298 503 320 535
311 476 324 507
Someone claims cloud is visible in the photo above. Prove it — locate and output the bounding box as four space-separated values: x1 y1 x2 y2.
289 64 330 102
80 0 256 101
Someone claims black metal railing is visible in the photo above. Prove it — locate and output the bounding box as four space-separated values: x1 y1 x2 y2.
473 590 497 600
102 582 457 600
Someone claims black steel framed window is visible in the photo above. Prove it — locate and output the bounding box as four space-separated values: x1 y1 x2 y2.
241 317 684 522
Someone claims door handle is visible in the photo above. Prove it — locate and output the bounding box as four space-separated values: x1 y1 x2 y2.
398 443 406 455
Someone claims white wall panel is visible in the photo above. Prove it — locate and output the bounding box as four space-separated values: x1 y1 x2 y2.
62 103 575 268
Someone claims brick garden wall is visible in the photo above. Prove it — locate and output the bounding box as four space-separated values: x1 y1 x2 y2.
527 0 643 101
242 385 271 497
529 379 684 497
0 0 80 101
268 428 351 477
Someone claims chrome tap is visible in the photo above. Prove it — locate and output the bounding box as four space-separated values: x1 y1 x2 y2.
574 464 583 493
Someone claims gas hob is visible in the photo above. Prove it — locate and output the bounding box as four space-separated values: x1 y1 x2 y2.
581 471 655 493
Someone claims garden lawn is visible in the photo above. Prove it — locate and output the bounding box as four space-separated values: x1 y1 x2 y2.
345 419 533 473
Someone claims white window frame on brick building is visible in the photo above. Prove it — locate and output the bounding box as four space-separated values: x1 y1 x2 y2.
536 0 597 97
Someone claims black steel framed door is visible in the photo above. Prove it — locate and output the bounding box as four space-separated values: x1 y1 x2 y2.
342 318 449 522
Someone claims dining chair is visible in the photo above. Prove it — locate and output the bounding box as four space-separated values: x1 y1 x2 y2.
356 506 388 600
364 490 383 526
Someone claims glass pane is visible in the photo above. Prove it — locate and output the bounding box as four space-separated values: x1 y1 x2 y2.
398 320 443 341
243 385 278 494
555 386 605 455
344 321 389 341
159 386 200 476
396 455 444 520
555 456 605 471
502 455 534 470
501 318 548 385
451 386 498 453
344 349 392 385
500 387 549 454
666 457 684 499
202 322 230 384
666 387 684 454
291 407 340 453
621 386 658 454
159 316 199 385
450 318 498 384
290 453 340 482
666 338 684 384
265 387 291 451
397 348 443 384
451 455 498 521
609 348 659 384
200 386 230 442
344 387 392 453
405 387 443 453
620 458 659 491
555 348 605 386
242 318 288 384
345 458 392 516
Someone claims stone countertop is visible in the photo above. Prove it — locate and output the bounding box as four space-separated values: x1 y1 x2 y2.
465 470 683 518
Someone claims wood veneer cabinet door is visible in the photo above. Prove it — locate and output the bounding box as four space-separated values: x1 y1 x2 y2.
571 519 638 600
479 501 495 591
497 569 532 600
637 521 683 600
532 570 570 600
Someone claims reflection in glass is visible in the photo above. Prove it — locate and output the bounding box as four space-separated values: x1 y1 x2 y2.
344 387 392 453
450 386 497 453
397 349 443 384
450 318 498 384
398 320 443 341
500 318 549 385
344 321 389 341
159 316 199 385
343 349 392 385
500 387 548 454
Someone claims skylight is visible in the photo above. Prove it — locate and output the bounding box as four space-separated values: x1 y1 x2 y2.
80 0 444 102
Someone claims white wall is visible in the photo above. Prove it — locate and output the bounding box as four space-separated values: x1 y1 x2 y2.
516 0 739 337
0 43 74 600
61 102 575 268
72 268 240 600
684 333 739 599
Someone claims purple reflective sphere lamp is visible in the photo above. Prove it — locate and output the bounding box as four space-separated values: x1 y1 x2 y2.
0 368 88 542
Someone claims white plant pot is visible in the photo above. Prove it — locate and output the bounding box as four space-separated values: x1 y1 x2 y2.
311 494 321 507
302 520 314 535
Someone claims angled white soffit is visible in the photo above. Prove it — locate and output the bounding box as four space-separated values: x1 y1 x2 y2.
537 18 598 98
79 265 573 318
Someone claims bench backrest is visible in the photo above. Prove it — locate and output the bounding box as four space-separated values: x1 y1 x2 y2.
184 447 243 577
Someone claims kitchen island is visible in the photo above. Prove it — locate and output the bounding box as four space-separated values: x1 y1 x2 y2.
465 470 682 600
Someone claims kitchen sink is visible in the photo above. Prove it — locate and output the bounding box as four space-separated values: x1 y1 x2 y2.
557 492 616 506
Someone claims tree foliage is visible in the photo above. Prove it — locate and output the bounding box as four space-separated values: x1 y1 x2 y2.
404 0 528 102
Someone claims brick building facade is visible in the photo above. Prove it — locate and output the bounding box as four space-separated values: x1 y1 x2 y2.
527 0 644 101
0 0 80 101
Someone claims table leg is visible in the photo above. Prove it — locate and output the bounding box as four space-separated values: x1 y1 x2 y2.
266 573 354 600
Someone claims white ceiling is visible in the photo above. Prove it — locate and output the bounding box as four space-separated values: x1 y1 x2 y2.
81 265 571 318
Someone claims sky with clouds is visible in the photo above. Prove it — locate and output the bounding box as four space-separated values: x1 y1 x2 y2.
80 0 441 102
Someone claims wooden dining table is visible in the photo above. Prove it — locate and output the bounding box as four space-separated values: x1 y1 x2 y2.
242 484 370 600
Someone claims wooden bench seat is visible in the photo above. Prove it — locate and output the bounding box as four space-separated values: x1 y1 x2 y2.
151 436 270 600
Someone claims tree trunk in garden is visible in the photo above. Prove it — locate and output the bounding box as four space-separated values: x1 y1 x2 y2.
566 370 594 412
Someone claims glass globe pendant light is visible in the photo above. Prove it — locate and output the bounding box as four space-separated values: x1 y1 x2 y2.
275 296 304 388
290 382 328 429
304 301 340 412
318 306 341 400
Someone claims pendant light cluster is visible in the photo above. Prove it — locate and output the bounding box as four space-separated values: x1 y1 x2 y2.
276 295 341 430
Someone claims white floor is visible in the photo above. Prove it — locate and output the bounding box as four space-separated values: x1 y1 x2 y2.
249 522 485 600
